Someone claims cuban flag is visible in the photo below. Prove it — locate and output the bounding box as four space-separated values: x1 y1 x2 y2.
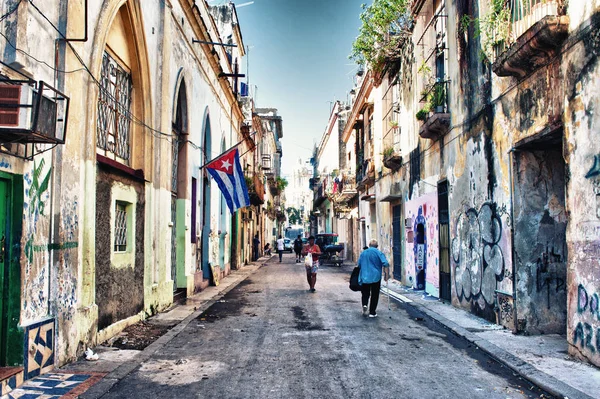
205 148 250 213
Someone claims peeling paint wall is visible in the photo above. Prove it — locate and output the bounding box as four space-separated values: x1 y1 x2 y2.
95 169 145 331
513 149 567 334
564 10 600 367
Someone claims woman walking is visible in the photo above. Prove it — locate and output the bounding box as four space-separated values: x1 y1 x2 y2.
302 236 322 292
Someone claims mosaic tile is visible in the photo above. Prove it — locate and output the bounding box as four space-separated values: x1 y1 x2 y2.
3 373 104 399
23 319 55 380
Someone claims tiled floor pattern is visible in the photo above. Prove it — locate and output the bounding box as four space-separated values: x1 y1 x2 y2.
3 372 105 399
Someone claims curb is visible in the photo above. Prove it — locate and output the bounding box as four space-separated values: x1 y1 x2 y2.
80 260 267 399
393 295 595 399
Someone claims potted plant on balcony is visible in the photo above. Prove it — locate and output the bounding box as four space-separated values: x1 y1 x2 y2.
389 120 399 130
416 101 432 122
432 84 446 114
383 146 402 170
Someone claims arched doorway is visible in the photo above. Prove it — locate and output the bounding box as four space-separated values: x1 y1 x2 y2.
201 114 212 279
219 138 227 270
171 80 188 297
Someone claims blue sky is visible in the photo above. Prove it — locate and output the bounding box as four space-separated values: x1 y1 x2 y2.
231 0 366 176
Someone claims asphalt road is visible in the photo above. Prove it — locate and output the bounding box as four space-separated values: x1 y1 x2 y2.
99 252 552 399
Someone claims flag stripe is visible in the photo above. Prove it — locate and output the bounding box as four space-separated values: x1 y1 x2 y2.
206 148 250 213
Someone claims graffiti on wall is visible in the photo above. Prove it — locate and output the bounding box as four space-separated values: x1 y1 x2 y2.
452 202 508 308
405 193 438 293
573 284 600 353
0 157 11 169
22 159 52 321
535 245 566 309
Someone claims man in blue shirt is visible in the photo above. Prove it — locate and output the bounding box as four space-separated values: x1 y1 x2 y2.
358 239 390 318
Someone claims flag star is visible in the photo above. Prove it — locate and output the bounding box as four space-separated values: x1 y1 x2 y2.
221 159 232 171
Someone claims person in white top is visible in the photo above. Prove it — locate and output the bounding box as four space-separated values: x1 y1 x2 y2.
276 235 285 262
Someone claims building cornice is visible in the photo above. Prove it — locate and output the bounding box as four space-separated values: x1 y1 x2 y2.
341 71 373 143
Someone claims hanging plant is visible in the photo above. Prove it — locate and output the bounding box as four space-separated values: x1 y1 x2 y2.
350 0 413 71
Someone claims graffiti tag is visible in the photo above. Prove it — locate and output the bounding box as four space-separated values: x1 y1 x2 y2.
452 202 505 306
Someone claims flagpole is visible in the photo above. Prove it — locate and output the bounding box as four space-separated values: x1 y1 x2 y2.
199 130 257 170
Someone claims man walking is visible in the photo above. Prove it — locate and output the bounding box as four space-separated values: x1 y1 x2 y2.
358 239 390 318
276 235 285 262
252 233 260 261
293 235 303 263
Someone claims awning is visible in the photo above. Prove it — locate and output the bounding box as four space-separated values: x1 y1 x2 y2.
380 194 402 202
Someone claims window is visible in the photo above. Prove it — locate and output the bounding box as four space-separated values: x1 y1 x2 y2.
97 51 133 164
114 201 128 252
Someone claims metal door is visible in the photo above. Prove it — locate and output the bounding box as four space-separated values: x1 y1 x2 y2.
0 179 9 365
392 205 403 281
438 181 451 301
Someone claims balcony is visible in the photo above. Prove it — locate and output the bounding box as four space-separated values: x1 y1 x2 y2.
417 81 450 141
492 0 568 79
262 154 272 174
313 182 326 208
333 171 357 202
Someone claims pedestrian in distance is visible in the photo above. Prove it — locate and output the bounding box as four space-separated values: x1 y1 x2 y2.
293 234 303 263
358 239 390 318
252 233 260 261
276 235 285 262
302 236 322 292
264 243 272 256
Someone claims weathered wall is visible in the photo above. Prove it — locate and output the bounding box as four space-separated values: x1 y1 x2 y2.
95 168 145 331
513 149 567 335
564 11 600 366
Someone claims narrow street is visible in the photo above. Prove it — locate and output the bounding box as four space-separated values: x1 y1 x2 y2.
95 253 551 399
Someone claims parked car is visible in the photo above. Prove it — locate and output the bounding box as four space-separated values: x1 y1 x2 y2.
284 238 293 252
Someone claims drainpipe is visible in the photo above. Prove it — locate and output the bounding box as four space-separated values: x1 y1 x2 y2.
508 148 519 334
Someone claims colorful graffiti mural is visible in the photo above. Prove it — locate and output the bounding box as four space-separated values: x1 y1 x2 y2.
22 159 52 322
452 202 508 311
405 193 439 295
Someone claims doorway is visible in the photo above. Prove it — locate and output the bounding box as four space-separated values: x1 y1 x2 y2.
201 114 212 279
438 181 451 301
392 204 403 281
512 131 567 334
0 174 23 367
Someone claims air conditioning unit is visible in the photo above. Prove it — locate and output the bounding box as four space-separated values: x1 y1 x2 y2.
0 81 68 144
404 217 413 229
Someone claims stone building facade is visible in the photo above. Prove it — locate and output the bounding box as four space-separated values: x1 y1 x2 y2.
338 0 600 367
0 0 268 391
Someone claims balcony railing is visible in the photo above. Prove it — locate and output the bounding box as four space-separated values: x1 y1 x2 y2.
510 0 562 40
492 0 568 78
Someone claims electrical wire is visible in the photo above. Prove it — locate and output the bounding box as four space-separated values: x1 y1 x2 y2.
26 0 237 159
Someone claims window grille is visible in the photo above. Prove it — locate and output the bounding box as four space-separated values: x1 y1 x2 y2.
114 202 128 252
97 51 132 163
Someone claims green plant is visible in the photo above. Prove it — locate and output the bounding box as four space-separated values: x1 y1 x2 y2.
350 0 413 69
383 146 395 158
431 84 446 109
416 108 429 121
389 120 399 128
460 0 511 60
275 177 288 192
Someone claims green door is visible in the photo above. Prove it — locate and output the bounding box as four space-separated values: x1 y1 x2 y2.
0 178 9 365
0 176 23 366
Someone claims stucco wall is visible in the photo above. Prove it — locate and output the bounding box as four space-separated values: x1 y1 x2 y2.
95 168 145 331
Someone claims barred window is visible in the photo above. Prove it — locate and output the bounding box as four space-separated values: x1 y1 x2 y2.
97 51 132 164
114 202 128 252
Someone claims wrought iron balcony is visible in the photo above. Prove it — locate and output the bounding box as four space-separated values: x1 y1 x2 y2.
492 0 568 78
418 81 450 141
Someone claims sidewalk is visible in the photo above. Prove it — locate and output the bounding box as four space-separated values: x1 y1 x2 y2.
382 279 600 399
1 257 269 399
